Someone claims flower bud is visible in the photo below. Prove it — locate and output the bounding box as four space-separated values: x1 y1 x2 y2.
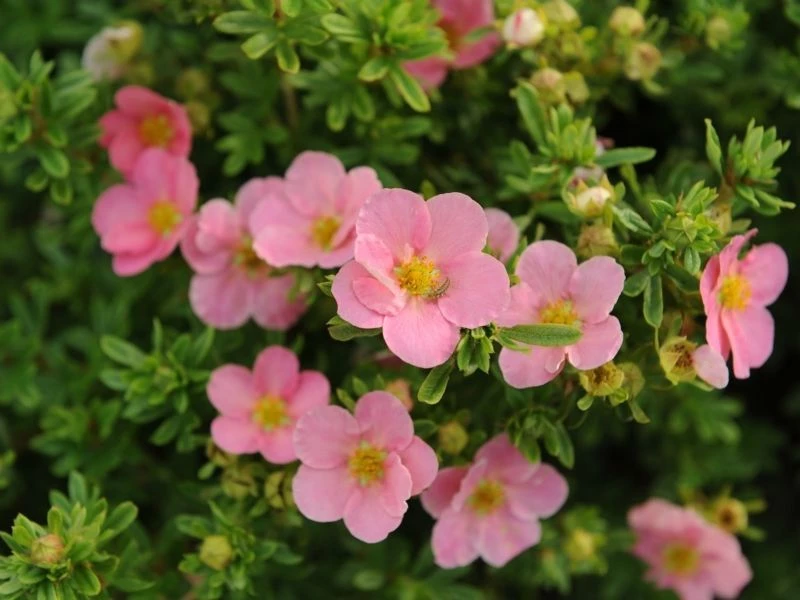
566 176 615 218
185 100 211 134
579 362 625 397
265 471 294 510
30 534 65 566
206 439 234 468
564 71 589 104
577 224 618 259
609 7 646 37
221 464 257 500
710 497 748 534
618 362 645 400
564 528 597 562
705 200 732 235
542 0 580 28
81 22 143 82
658 337 697 384
176 68 211 99
199 535 234 571
503 9 545 47
385 379 413 411
531 67 566 105
625 42 663 81
438 421 469 455
705 15 732 50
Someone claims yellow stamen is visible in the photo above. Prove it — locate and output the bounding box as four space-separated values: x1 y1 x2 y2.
394 255 448 298
539 300 580 325
252 395 289 431
138 113 174 147
311 216 340 250
348 443 386 486
662 543 700 576
718 274 751 311
148 201 182 236
234 237 268 276
468 480 505 515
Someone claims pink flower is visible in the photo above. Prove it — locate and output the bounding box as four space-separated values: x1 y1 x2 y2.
496 241 625 388
628 499 752 600
332 189 511 368
181 178 308 330
99 86 192 178
404 0 500 89
91 148 198 276
292 391 438 543
692 344 729 389
422 434 568 568
208 346 330 464
485 207 520 263
700 229 788 379
250 152 382 269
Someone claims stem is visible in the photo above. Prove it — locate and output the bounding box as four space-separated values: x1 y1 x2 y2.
281 74 299 133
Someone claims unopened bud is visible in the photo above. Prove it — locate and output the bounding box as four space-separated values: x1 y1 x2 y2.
176 68 211 99
705 15 732 50
185 100 211 133
577 224 618 259
710 498 748 534
609 7 646 37
565 528 597 562
625 42 663 81
30 534 65 566
618 362 645 400
542 0 580 28
564 71 589 104
385 379 413 411
206 439 234 468
199 535 233 571
438 421 469 455
503 9 545 47
579 362 625 397
81 22 143 82
531 67 566 105
566 177 615 218
265 471 294 509
221 464 257 500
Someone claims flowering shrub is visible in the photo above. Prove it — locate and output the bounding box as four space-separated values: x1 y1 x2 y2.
1 1 798 598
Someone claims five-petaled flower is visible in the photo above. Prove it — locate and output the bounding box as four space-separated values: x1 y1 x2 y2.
422 434 568 568
292 391 438 543
208 346 330 464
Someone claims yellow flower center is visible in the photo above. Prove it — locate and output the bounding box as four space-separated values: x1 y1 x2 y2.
348 443 386 486
394 255 449 298
148 201 182 236
468 480 505 515
251 395 289 431
662 543 700 576
138 113 174 147
539 300 579 325
234 237 268 276
718 274 751 311
311 216 340 250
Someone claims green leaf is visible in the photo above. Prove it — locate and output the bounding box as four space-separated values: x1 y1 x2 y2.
358 57 390 82
241 30 278 59
612 203 653 234
498 324 582 347
275 40 300 73
103 502 138 538
327 316 381 341
280 0 302 18
50 179 72 205
320 14 363 41
665 264 699 293
629 399 651 424
214 11 273 34
37 146 70 179
643 274 664 328
623 269 649 297
68 472 88 504
100 336 147 368
514 83 547 148
595 147 656 168
388 65 430 112
705 119 723 175
418 360 454 405
577 395 594 411
71 566 102 596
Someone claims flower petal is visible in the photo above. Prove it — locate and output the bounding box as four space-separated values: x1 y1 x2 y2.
493 283 542 328
421 466 470 518
292 465 354 522
91 184 147 236
569 256 625 323
692 344 729 389
343 485 405 543
567 317 623 370
498 346 565 389
210 416 260 454
437 252 510 328
356 189 432 261
235 176 283 222
424 193 488 261
293 405 360 469
516 241 577 303
378 453 413 517
286 371 330 419
431 508 479 568
403 58 449 89
723 306 774 379
332 260 385 329
353 276 405 316
115 85 169 117
473 434 534 483
382 299 461 368
475 509 542 568
252 346 301 397
257 427 296 464
485 207 519 262
740 243 789 306
250 274 308 331
506 463 568 520
285 151 346 216
335 165 382 215
207 364 257 417
354 391 414 452
189 270 253 330
398 436 439 495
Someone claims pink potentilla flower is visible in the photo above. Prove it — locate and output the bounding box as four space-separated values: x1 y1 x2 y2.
99 86 192 178
484 207 520 263
208 346 330 464
250 151 382 269
332 189 511 368
181 177 308 330
404 0 500 89
496 241 625 388
422 434 568 568
700 229 788 379
292 391 438 543
91 148 198 277
692 344 729 389
628 499 752 600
